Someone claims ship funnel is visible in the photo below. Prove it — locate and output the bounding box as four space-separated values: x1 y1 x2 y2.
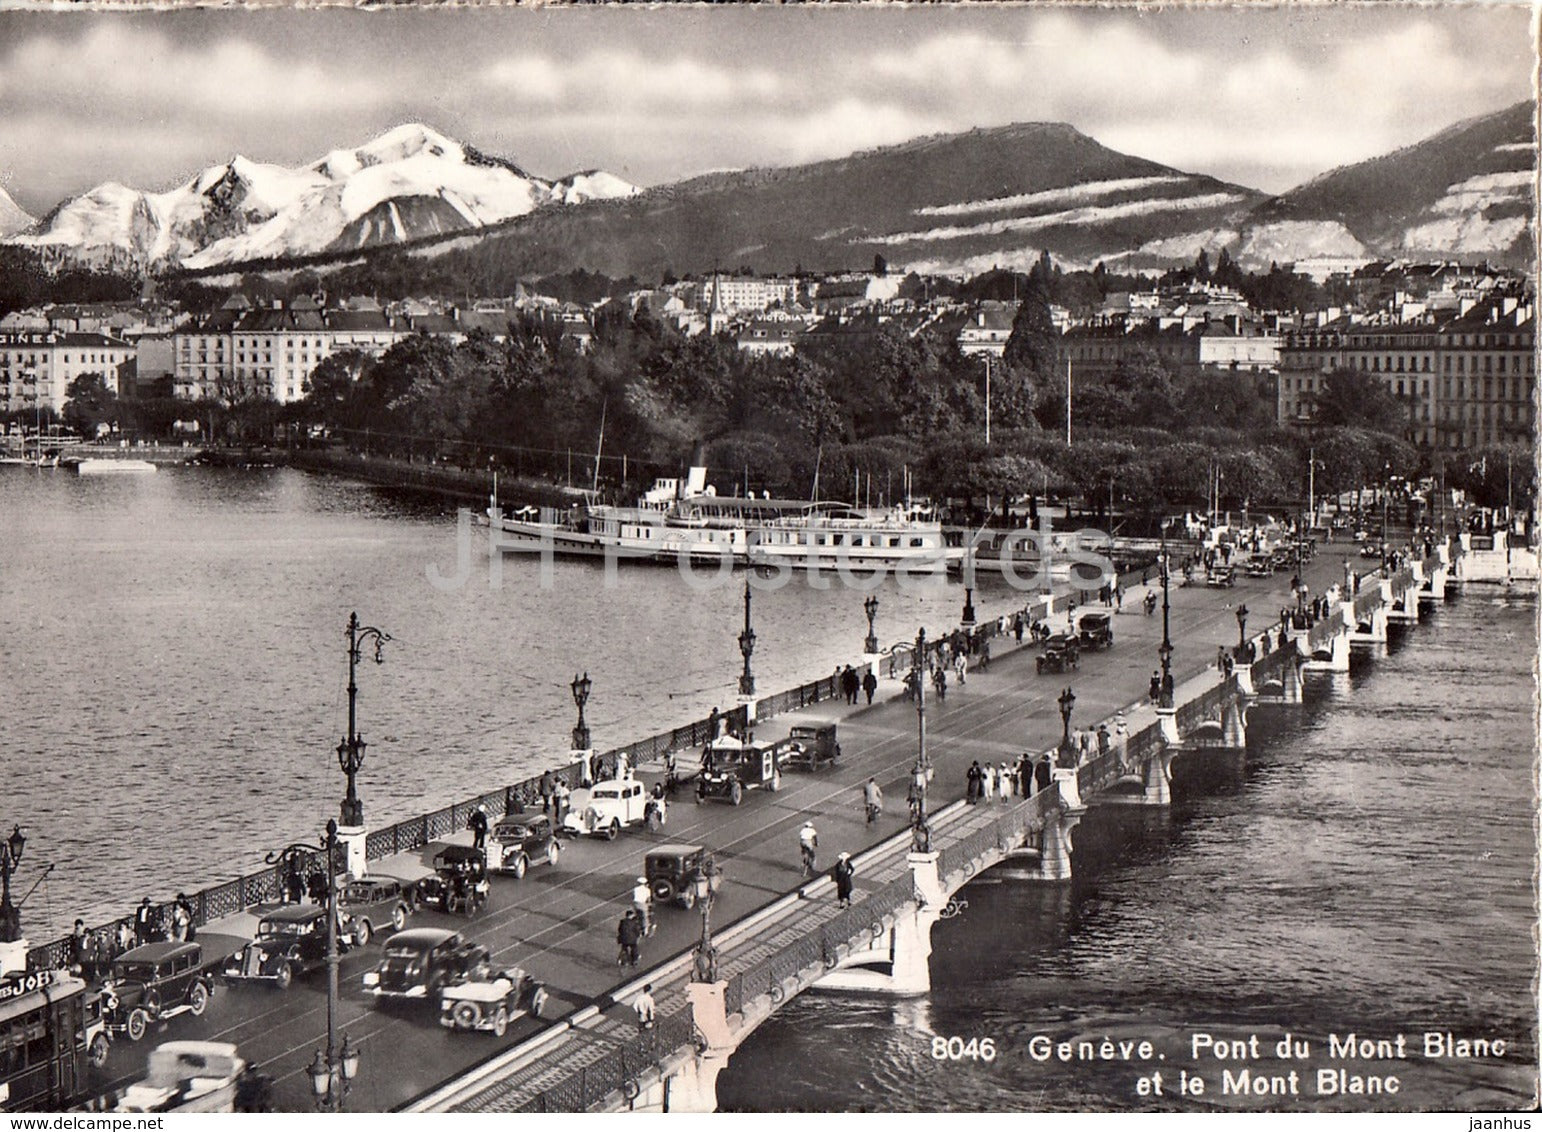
684 440 707 497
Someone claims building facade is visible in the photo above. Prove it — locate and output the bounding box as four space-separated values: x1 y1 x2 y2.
0 330 137 416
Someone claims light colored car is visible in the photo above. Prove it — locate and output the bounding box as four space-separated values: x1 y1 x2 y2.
561 778 659 840
111 1041 249 1113
439 967 548 1037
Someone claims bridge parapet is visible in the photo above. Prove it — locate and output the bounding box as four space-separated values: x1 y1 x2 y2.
512 1006 698 1113
1174 674 1238 736
935 790 1060 886
1077 719 1162 797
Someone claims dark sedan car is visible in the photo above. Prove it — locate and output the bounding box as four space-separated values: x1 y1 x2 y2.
337 876 415 944
488 814 560 879
223 905 351 990
361 928 490 1002
103 942 216 1042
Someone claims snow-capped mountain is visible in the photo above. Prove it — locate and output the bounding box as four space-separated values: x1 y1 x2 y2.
0 183 35 238
8 124 638 270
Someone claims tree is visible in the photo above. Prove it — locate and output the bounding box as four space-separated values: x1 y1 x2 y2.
63 373 117 436
1312 368 1409 435
1001 280 1057 382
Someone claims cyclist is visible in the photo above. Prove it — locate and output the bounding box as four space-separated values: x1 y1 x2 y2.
631 875 654 937
862 777 883 825
798 821 819 878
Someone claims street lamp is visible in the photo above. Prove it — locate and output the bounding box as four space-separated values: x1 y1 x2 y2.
1158 532 1174 708
0 825 25 943
268 821 359 1111
338 613 390 829
961 586 976 628
863 594 879 656
570 672 592 752
908 627 932 850
1057 686 1076 766
690 854 720 984
738 575 756 699
1236 604 1249 654
1381 463 1391 572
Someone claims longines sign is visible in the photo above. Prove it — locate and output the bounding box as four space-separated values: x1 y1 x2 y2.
0 331 61 347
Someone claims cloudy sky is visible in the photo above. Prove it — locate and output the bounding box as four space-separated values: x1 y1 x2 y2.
0 4 1533 216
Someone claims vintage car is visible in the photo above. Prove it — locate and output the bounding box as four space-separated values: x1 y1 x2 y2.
1360 542 1384 559
1245 557 1275 578
561 778 658 840
109 1041 270 1113
1076 612 1114 652
336 876 415 944
415 846 490 915
488 813 561 878
362 928 490 1002
102 942 216 1042
774 723 840 772
222 904 350 989
697 735 780 805
439 967 548 1037
1035 634 1080 674
1206 565 1236 587
645 844 721 908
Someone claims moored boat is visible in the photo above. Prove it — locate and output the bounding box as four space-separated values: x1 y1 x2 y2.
69 458 158 475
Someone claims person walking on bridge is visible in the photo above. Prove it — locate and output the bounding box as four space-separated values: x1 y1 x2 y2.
617 909 643 969
832 853 855 909
799 821 819 878
862 668 878 704
633 983 656 1031
469 805 489 851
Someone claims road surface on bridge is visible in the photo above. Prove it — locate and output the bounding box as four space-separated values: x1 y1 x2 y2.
89 550 1353 1111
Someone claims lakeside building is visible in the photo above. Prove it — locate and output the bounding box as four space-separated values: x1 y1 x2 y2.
1057 316 1279 378
0 329 137 414
1276 296 1535 450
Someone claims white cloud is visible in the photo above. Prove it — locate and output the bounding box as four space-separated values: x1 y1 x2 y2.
0 23 387 119
480 50 783 110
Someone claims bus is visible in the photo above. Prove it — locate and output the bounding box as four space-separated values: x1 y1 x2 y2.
0 969 109 1112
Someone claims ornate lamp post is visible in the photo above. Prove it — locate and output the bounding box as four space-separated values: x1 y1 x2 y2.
1057 686 1076 766
338 613 390 829
0 826 26 944
908 628 932 850
737 576 756 699
1381 463 1391 572
1159 537 1174 708
268 821 360 1111
961 586 976 628
570 672 592 752
863 594 879 656
690 854 720 984
1236 604 1249 654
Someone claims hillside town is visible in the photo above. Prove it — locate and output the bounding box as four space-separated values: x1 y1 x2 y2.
0 256 1532 458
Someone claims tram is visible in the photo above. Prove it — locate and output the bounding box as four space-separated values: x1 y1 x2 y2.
0 969 108 1112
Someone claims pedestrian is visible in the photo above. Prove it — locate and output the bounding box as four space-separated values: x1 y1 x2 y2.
982 763 996 802
1217 645 1226 670
1035 756 1053 794
540 769 556 814
284 859 304 904
966 760 983 804
69 919 89 975
1115 583 1123 612
617 909 642 968
554 779 571 828
933 664 947 702
863 777 883 824
1014 613 1025 644
634 983 656 1030
862 668 878 705
169 894 190 942
954 650 967 686
115 921 134 958
998 762 1013 800
842 665 859 705
1097 724 1110 757
469 804 489 851
134 897 155 946
832 853 855 909
979 636 991 671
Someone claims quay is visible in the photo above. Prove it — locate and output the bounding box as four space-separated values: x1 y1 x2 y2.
15 537 1462 1112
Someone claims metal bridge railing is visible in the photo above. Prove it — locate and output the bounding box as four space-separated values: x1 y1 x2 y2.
514 1006 697 1113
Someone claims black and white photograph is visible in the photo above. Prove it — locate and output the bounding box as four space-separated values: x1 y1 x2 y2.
0 0 1535 1116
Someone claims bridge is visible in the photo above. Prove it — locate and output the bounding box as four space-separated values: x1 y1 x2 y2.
10 537 1458 1113
401 542 1458 1113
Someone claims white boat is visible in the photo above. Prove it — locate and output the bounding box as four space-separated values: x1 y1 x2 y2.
485 465 958 573
70 458 158 475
